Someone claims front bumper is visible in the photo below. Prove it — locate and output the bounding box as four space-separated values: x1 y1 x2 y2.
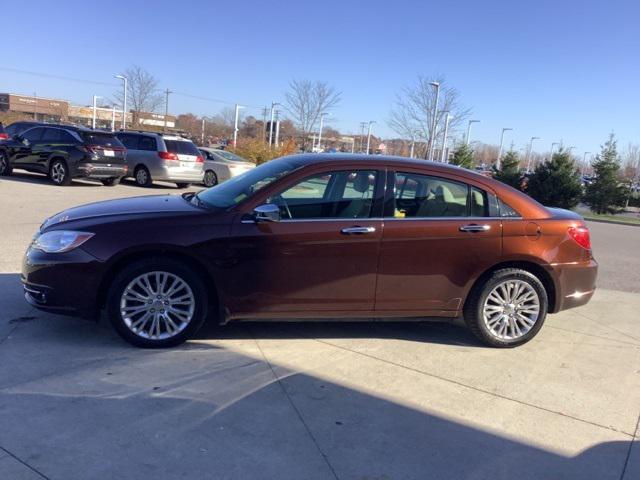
76 163 128 179
21 246 103 319
552 258 598 312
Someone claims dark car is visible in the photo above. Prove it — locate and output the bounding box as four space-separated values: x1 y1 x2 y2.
4 120 52 138
22 154 597 348
0 124 127 186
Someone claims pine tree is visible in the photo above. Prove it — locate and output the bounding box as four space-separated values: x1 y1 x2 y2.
493 150 522 189
526 149 582 209
450 143 474 169
584 134 630 214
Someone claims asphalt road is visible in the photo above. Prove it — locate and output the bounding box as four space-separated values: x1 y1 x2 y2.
1 172 639 480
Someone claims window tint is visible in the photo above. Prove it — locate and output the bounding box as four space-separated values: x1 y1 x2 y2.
59 130 79 143
270 170 377 220
117 134 139 150
470 187 488 217
138 136 156 151
164 139 200 156
81 133 124 148
393 172 470 218
22 127 44 142
5 124 19 136
499 199 520 217
41 128 62 143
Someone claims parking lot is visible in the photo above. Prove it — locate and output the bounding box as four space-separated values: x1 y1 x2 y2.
1 172 639 479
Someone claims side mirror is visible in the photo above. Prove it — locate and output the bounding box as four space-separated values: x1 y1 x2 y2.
253 203 281 222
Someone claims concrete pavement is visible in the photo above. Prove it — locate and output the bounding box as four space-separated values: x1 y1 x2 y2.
1 172 639 479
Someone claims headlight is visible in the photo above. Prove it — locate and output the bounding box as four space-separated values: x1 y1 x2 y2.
32 231 94 253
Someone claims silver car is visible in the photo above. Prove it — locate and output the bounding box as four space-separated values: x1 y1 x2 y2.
199 147 255 187
116 131 204 188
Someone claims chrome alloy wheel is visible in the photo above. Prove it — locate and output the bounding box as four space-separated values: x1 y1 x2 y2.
136 168 148 185
482 279 540 340
51 162 66 183
120 271 195 340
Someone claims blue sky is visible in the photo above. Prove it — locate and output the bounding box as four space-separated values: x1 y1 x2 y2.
2 0 639 156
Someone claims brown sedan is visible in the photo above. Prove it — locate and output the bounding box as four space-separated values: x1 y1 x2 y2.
22 154 597 348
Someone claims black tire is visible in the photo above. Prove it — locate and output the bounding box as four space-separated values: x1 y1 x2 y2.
101 177 121 186
49 158 71 186
203 170 218 187
175 182 191 189
134 165 152 187
106 258 208 348
463 268 548 348
0 150 12 176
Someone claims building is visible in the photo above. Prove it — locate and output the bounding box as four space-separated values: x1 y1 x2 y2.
0 93 69 122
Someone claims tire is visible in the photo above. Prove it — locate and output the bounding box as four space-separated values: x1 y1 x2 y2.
49 158 71 186
203 170 218 187
134 165 152 187
463 268 548 348
101 177 121 186
0 150 12 176
175 183 191 189
106 258 208 348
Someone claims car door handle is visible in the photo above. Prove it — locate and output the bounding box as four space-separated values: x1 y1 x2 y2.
459 224 491 232
341 226 376 235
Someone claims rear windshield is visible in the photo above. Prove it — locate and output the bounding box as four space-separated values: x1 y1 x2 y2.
81 133 124 149
216 150 249 163
164 139 200 156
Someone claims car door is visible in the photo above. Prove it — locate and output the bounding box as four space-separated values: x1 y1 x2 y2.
225 168 385 317
10 127 45 167
34 127 64 171
375 169 503 315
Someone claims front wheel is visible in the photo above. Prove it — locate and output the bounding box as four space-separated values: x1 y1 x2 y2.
106 258 208 348
463 268 548 348
0 150 12 176
49 159 71 186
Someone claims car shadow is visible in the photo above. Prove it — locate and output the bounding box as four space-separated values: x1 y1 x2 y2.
0 170 106 187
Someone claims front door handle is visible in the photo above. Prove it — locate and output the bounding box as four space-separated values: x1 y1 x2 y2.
341 226 376 235
459 224 491 232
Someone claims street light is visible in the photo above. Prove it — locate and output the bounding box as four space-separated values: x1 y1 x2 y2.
549 142 560 161
440 112 451 162
268 102 280 148
114 74 127 130
366 120 376 154
233 104 245 148
525 136 540 172
428 81 440 160
92 95 102 129
581 152 591 177
496 127 513 169
317 112 329 151
163 89 173 131
466 120 480 145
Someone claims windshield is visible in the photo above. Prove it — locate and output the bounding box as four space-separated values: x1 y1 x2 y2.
196 157 298 208
215 150 249 163
82 132 124 148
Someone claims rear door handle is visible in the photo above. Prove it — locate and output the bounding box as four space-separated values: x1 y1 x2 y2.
459 224 491 232
341 226 376 235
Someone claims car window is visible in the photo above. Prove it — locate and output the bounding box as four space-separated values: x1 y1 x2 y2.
164 139 200 156
59 130 79 144
393 172 470 218
41 128 62 143
5 124 20 136
82 133 124 149
499 199 520 217
470 187 488 217
117 134 139 150
138 136 156 151
21 127 45 143
269 170 378 220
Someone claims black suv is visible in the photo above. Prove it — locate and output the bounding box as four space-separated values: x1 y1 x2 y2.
0 124 127 186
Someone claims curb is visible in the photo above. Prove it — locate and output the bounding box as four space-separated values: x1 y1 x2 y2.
583 217 640 228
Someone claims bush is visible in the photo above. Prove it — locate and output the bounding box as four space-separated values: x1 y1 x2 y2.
493 150 522 189
526 149 582 209
583 134 630 214
450 143 474 169
230 138 298 165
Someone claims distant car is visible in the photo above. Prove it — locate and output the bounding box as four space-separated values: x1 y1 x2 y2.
4 121 52 138
0 124 127 186
115 131 204 188
199 147 255 187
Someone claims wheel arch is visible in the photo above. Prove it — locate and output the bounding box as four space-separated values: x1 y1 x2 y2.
464 260 558 313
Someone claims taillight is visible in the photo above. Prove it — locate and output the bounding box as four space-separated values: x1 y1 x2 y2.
0 133 8 140
158 151 179 161
568 226 591 250
196 155 204 163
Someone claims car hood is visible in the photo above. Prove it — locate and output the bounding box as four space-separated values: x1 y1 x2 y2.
41 194 203 231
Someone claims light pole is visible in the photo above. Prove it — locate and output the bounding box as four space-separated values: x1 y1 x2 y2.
440 112 451 162
114 74 127 130
581 152 591 177
466 120 480 145
233 104 245 148
268 102 279 148
163 89 172 131
111 105 116 132
410 131 417 159
525 136 540 172
428 81 440 159
366 121 376 154
496 127 513 169
92 95 102 129
274 110 281 147
549 142 559 161
317 112 329 151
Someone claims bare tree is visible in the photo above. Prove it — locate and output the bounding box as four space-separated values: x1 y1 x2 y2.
284 79 341 149
114 66 164 125
388 75 471 159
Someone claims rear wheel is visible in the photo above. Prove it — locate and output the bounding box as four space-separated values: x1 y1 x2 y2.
106 258 208 348
203 170 218 187
134 166 152 187
101 177 121 186
49 159 71 186
463 268 548 348
175 182 191 189
0 151 12 176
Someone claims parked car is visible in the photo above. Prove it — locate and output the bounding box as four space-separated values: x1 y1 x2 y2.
199 147 255 187
22 154 597 348
4 120 51 138
115 131 203 188
0 124 127 186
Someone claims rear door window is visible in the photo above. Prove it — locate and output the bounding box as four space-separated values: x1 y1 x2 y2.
41 128 62 143
116 134 139 150
22 127 45 143
392 172 470 218
138 136 157 151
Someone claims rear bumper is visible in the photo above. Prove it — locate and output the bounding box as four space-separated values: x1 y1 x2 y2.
75 163 128 179
152 165 203 182
552 258 598 312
